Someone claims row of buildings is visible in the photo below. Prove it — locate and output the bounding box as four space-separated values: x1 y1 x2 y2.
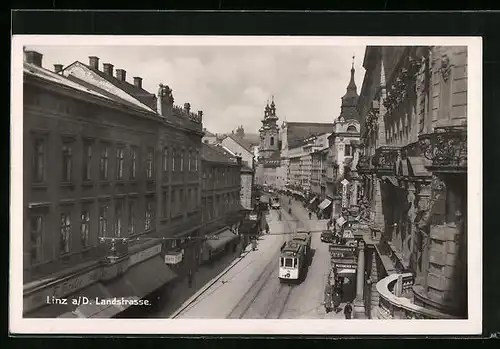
255 61 363 220
254 46 468 320
22 50 253 318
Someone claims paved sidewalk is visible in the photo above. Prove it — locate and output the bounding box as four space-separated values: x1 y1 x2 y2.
154 247 247 318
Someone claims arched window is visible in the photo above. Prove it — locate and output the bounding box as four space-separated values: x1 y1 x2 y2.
347 125 357 132
270 137 275 146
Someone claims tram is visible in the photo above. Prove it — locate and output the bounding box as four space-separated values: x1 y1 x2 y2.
270 196 281 210
278 232 312 283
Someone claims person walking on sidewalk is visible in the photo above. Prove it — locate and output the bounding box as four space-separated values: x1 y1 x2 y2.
265 222 270 234
344 301 353 319
309 211 312 220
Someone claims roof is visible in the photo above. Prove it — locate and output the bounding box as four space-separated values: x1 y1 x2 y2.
286 122 334 149
24 62 113 102
201 143 238 165
203 129 216 137
241 164 254 173
63 61 157 111
223 134 254 153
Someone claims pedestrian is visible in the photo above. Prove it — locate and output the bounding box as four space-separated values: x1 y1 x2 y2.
278 211 282 221
187 270 193 288
265 222 270 234
332 289 341 313
309 211 312 220
251 238 257 251
344 301 353 319
326 220 331 230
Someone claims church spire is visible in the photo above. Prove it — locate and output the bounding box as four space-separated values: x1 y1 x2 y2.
347 54 357 91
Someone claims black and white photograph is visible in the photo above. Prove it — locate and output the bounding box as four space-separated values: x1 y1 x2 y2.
10 36 482 335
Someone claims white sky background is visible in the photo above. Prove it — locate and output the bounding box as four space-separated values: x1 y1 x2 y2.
25 45 366 134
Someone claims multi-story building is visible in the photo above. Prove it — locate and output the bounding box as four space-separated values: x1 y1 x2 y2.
354 45 468 320
255 99 281 188
23 51 204 318
279 122 333 195
325 61 362 219
310 146 329 209
199 143 242 263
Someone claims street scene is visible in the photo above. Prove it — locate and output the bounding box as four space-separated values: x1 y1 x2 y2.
17 41 470 325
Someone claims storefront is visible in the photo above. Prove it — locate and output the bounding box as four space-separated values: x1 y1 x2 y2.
23 243 178 318
201 227 239 263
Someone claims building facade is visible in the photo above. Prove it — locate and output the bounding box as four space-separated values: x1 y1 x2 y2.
23 51 204 318
202 129 218 145
354 45 468 319
199 143 242 263
325 61 362 219
256 99 281 188
219 134 254 168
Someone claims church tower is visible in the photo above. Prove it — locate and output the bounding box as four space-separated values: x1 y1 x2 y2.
339 56 361 122
258 96 280 160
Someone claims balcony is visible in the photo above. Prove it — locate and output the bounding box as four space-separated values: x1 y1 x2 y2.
376 273 457 319
418 125 467 173
371 146 400 174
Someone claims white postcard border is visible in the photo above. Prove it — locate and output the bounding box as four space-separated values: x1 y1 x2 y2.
10 35 482 335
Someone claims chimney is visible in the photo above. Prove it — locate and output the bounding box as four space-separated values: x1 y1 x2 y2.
54 64 63 73
133 77 143 89
116 69 126 81
103 63 114 76
24 51 43 67
89 56 99 70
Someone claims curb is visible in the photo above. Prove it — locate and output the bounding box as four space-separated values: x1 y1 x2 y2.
169 244 254 318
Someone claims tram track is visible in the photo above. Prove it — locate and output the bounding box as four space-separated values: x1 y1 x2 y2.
228 203 299 319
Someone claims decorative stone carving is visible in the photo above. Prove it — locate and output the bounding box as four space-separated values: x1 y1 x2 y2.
418 126 467 169
440 54 452 82
158 83 174 104
372 146 400 173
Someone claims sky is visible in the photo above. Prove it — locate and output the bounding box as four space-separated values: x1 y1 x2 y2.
26 45 366 135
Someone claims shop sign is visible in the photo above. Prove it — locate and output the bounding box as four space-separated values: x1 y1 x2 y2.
23 268 101 314
164 250 184 265
329 245 357 259
129 244 162 268
334 263 357 270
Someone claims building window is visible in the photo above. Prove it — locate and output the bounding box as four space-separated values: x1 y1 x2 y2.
163 147 169 179
62 143 73 182
195 152 198 171
130 147 137 180
180 150 184 172
345 145 352 157
100 144 109 180
60 212 71 254
162 191 169 218
171 149 176 172
99 205 108 237
180 189 184 211
81 208 90 248
114 202 123 237
128 201 135 236
116 147 124 180
188 151 192 172
83 141 92 181
270 137 274 146
347 125 357 132
146 147 154 179
204 140 209 144
30 214 43 263
32 137 45 183
171 189 177 216
145 199 153 231
187 189 192 210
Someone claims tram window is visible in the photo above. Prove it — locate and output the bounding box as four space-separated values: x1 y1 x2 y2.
280 258 284 267
293 258 297 268
285 258 293 267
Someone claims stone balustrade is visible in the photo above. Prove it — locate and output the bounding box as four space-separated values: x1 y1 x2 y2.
376 273 457 319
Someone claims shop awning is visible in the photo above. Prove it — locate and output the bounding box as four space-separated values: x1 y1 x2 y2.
206 229 239 251
309 197 318 205
25 282 112 318
122 255 178 298
318 199 332 211
382 175 398 187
